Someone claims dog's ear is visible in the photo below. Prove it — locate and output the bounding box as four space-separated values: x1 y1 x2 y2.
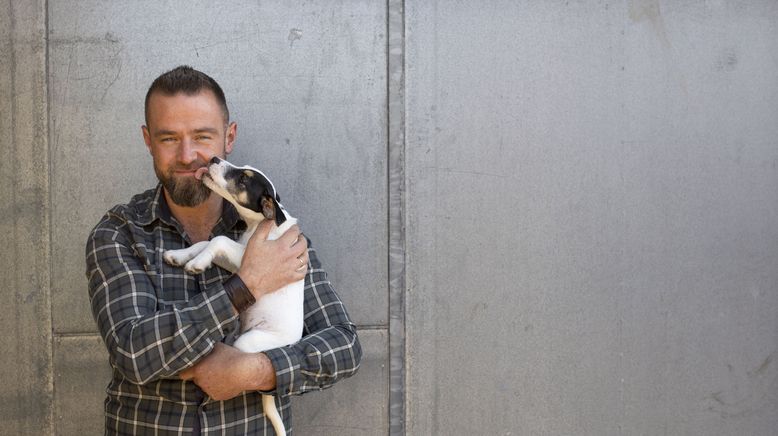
272 197 286 227
260 195 287 227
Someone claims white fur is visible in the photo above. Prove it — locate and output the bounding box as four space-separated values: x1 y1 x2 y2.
163 159 303 436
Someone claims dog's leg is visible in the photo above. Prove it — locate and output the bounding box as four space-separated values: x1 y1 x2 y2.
184 236 245 274
163 241 210 267
210 236 245 273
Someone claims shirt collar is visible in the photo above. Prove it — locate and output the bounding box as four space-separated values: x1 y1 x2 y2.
136 184 243 235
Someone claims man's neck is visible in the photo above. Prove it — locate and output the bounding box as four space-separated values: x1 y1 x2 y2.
164 191 223 243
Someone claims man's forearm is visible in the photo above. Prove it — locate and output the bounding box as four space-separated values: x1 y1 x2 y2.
252 352 278 391
179 343 277 401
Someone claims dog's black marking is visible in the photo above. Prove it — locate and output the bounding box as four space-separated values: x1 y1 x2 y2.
211 156 286 227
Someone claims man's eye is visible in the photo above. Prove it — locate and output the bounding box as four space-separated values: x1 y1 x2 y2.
161 137 175 143
196 135 211 141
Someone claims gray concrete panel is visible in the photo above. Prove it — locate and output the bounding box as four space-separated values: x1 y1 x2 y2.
53 336 110 435
53 329 385 435
0 1 53 434
48 0 387 334
406 1 778 435
295 328 388 435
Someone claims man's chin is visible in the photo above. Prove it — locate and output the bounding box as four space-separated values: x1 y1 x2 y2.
169 194 209 208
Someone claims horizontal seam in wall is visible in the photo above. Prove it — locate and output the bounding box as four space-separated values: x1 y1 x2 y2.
55 324 388 338
356 325 388 331
53 332 102 338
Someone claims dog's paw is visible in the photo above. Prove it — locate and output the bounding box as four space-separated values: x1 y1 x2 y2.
184 253 214 274
163 249 189 267
184 263 207 274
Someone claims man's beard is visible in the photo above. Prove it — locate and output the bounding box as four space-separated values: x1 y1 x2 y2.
155 162 212 207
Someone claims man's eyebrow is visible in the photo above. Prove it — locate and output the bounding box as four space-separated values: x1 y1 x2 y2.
153 129 178 137
153 128 219 137
193 128 219 134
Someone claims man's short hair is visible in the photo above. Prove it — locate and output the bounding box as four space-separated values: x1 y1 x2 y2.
144 65 229 125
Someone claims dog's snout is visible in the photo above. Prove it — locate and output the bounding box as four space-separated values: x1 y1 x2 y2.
210 156 221 165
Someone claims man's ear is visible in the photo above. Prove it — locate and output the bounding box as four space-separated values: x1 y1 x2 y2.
260 195 287 227
142 125 152 154
225 121 237 155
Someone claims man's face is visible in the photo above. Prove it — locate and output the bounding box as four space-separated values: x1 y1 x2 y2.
142 90 236 207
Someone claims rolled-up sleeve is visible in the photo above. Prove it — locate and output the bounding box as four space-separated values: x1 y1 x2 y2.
86 213 238 385
263 242 362 397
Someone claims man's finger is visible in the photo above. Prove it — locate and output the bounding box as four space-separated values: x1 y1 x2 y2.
254 219 274 241
279 224 301 246
293 237 308 258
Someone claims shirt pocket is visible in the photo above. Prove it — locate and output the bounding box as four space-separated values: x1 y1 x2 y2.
128 236 194 307
154 246 201 307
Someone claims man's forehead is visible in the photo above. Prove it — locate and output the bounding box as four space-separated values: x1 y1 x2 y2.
146 91 226 129
147 90 220 111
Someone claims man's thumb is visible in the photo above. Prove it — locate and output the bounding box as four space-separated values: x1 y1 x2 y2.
255 219 274 240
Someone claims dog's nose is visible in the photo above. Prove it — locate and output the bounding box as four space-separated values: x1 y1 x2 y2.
210 156 221 165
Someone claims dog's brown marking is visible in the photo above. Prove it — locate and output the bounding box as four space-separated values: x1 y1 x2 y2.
261 196 276 221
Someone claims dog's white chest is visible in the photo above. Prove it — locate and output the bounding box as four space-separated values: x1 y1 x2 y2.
231 217 305 353
235 280 305 350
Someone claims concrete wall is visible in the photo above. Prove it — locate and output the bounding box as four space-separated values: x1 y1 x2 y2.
1 1 51 434
405 1 778 435
2 1 777 435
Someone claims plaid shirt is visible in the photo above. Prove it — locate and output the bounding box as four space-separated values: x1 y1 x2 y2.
86 185 361 435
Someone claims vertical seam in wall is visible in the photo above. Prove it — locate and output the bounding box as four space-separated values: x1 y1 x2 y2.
8 1 16 234
387 0 406 434
44 0 55 431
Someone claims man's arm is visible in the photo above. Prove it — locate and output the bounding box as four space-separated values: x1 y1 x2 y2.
181 239 361 400
179 342 276 400
86 213 238 384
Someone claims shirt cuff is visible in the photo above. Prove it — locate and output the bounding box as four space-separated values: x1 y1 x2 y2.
262 346 302 398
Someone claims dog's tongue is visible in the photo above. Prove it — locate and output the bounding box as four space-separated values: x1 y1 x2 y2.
194 167 210 181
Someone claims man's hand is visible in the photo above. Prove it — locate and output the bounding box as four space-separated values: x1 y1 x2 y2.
179 343 277 401
237 221 308 300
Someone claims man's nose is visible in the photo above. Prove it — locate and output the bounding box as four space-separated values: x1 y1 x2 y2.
178 138 198 163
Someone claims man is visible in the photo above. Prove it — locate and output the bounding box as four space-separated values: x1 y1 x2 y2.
86 65 361 435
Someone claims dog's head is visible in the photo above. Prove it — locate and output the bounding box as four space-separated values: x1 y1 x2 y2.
198 156 287 226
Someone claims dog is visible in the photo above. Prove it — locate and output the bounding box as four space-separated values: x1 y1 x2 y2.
163 156 304 436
